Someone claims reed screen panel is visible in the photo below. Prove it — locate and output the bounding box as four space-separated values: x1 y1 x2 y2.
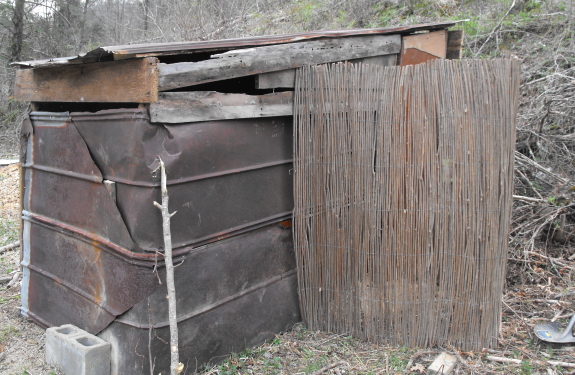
293 59 520 349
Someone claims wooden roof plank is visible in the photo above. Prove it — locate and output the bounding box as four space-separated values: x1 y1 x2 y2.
158 34 401 91
255 53 397 89
14 58 159 103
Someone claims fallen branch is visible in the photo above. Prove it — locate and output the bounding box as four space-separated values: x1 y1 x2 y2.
526 251 571 268
486 355 522 364
153 158 183 375
515 151 569 185
516 169 544 199
7 272 21 287
0 241 20 254
547 360 575 368
513 195 547 204
311 360 347 375
0 276 12 283
488 355 575 369
553 289 575 298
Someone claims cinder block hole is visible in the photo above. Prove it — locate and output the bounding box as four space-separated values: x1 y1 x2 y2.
76 337 98 347
56 327 73 335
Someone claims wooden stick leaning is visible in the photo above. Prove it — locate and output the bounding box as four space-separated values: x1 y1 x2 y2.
153 158 184 375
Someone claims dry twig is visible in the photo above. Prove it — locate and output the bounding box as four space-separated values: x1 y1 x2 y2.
311 360 347 375
0 241 19 254
153 158 183 375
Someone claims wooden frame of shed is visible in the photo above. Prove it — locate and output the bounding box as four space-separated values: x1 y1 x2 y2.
14 22 463 373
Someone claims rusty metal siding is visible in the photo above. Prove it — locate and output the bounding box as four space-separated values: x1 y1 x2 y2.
21 221 160 333
71 109 293 251
22 112 136 251
21 109 296 339
99 224 299 373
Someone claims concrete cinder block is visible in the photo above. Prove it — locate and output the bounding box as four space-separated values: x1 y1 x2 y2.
46 324 111 375
427 352 458 375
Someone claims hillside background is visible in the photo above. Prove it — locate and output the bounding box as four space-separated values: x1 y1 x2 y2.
2 0 574 262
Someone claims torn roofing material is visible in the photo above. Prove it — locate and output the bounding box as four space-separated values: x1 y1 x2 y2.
13 21 461 68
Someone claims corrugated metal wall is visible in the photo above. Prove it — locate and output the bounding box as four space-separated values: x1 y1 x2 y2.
21 109 300 371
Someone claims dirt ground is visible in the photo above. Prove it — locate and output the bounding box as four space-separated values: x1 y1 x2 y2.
0 164 61 374
1 163 575 375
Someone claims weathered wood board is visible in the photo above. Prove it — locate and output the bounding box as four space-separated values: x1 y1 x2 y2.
401 30 447 66
158 34 401 91
150 91 293 123
446 30 465 60
255 54 397 89
14 57 159 103
256 69 297 90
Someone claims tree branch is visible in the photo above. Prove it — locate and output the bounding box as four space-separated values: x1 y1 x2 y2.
153 157 183 375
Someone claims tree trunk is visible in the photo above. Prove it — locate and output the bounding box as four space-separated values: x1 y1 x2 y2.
9 0 25 63
143 0 150 34
78 0 91 51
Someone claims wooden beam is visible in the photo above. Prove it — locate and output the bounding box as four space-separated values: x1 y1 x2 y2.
158 34 401 91
256 69 296 90
14 57 159 103
356 54 398 67
446 30 465 60
149 91 293 123
255 54 397 89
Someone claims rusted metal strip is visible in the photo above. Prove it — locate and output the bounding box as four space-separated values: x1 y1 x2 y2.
22 164 103 183
23 212 164 263
91 159 294 188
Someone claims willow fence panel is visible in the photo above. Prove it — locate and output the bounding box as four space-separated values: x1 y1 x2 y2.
293 59 520 350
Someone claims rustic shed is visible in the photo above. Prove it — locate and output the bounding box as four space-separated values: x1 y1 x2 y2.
14 22 464 373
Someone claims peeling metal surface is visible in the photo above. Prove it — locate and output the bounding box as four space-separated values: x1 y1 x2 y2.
13 21 460 68
71 109 294 251
20 113 161 333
